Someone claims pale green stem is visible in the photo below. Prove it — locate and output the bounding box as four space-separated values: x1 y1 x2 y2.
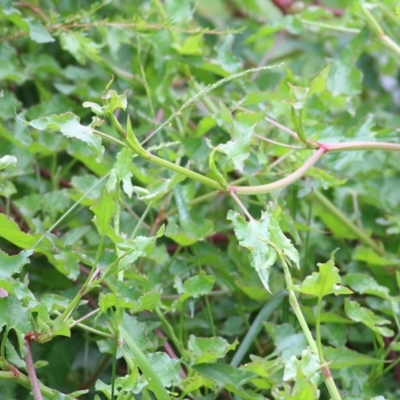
359 5 384 36
279 254 342 400
155 308 186 358
140 64 283 146
233 147 326 194
153 0 180 44
154 0 219 111
69 308 100 328
93 129 127 147
359 5 400 59
312 190 385 256
371 0 400 28
112 102 400 197
254 134 305 150
381 34 400 59
299 19 360 34
315 298 324 363
131 201 154 238
229 190 255 221
70 322 111 338
55 235 105 327
324 141 400 152
120 326 171 400
125 134 222 190
114 186 125 281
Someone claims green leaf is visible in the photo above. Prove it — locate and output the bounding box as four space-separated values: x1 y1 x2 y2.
283 349 320 388
290 373 319 400
235 281 270 301
0 249 32 278
121 314 153 351
0 296 31 338
323 346 382 369
174 272 215 299
109 147 134 197
135 174 186 201
146 352 182 387
314 203 358 239
192 363 256 388
218 121 255 171
218 101 234 128
0 180 17 198
60 33 102 65
174 34 204 55
180 375 215 396
29 112 104 162
287 83 309 110
228 206 299 291
0 6 52 44
102 89 128 112
211 34 242 75
342 273 390 299
196 115 217 137
99 278 161 313
0 214 41 248
24 17 55 43
90 188 116 237
326 29 367 97
117 226 165 270
308 65 330 96
188 335 237 364
344 299 394 337
352 246 399 267
0 215 79 278
165 216 213 246
0 155 17 171
269 324 308 361
165 0 195 23
326 59 362 97
297 255 353 298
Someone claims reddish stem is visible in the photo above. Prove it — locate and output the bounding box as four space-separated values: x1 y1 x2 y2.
272 0 292 14
25 337 43 400
39 168 72 189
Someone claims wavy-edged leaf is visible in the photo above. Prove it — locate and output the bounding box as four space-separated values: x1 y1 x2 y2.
228 206 299 291
29 112 104 162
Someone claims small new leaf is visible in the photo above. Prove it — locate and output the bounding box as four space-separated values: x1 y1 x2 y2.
297 255 353 299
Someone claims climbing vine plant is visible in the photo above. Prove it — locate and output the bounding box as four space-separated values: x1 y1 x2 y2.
1 1 400 399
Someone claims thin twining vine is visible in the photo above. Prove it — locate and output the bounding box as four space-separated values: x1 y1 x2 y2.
103 108 400 196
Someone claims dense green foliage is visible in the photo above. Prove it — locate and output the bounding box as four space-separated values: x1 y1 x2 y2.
1 1 400 399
